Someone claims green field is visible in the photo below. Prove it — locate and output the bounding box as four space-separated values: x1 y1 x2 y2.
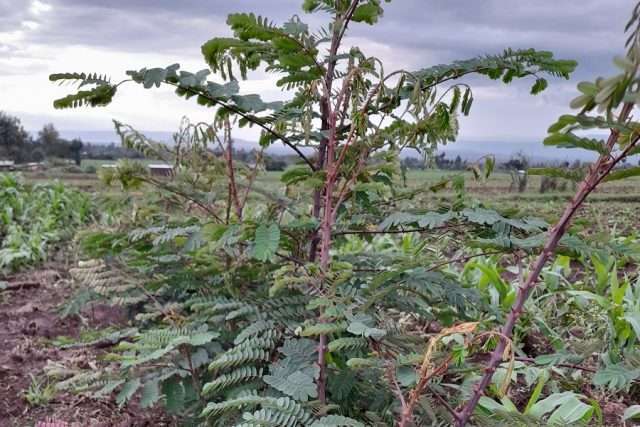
23 166 640 216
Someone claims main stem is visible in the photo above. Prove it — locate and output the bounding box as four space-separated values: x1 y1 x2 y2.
454 103 634 426
312 0 361 404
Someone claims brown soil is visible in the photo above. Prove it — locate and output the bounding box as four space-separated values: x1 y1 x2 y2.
0 266 175 427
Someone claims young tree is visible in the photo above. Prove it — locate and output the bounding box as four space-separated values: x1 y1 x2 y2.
51 1 579 424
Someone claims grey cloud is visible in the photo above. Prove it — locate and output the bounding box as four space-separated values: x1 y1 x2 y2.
3 1 633 76
1 0 636 140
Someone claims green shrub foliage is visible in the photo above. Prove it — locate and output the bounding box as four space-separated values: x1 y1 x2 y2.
47 1 640 426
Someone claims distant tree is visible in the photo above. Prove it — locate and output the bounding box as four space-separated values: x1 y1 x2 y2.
70 138 83 165
0 112 31 162
38 123 68 159
454 155 463 169
434 152 450 169
401 156 423 170
38 123 60 146
264 155 287 171
504 151 529 170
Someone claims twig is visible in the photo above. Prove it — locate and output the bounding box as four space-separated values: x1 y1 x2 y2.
60 335 131 350
164 81 316 171
425 251 504 272
222 118 243 219
427 385 459 422
0 281 40 291
334 222 470 236
398 322 478 427
515 356 596 374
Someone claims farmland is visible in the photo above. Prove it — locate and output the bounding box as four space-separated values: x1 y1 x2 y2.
2 165 640 425
4 0 640 426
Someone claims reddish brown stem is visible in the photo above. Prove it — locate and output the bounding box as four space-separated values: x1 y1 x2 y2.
454 103 635 426
399 356 453 427
223 119 242 220
313 0 362 404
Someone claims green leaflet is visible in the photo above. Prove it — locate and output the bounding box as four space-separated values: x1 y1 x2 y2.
263 338 318 401
140 380 162 409
528 167 585 182
203 367 263 396
352 3 384 25
346 314 386 340
604 166 640 182
116 378 141 407
162 378 187 414
378 210 455 230
252 223 280 262
463 208 504 225
624 405 640 421
310 415 365 427
327 337 368 353
263 370 318 401
53 85 117 109
543 132 607 154
301 322 348 336
593 364 640 390
410 49 576 99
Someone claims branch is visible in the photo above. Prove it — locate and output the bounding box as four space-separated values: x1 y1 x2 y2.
515 356 596 374
144 176 224 223
222 119 243 219
425 251 506 272
334 222 471 236
164 81 316 171
427 385 460 423
0 281 40 291
454 102 636 426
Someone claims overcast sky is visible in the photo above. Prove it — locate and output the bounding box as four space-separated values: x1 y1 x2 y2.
0 0 633 144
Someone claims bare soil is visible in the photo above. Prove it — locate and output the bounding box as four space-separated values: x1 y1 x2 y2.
0 265 174 427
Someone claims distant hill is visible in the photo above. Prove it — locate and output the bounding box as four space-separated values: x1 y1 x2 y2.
54 129 636 164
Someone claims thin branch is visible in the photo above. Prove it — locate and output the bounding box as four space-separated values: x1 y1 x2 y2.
222 118 243 219
334 222 471 236
427 385 460 423
515 357 596 374
0 281 40 291
164 81 316 171
454 102 637 426
144 177 224 223
239 148 265 213
425 251 505 272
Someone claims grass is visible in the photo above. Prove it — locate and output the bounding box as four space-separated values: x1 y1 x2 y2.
23 374 56 407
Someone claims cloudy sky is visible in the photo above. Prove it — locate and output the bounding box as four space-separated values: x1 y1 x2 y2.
0 0 633 145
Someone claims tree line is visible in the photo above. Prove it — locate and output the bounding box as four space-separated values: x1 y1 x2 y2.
0 112 85 164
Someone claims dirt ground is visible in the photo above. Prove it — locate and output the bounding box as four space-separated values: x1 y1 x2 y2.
0 265 174 427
